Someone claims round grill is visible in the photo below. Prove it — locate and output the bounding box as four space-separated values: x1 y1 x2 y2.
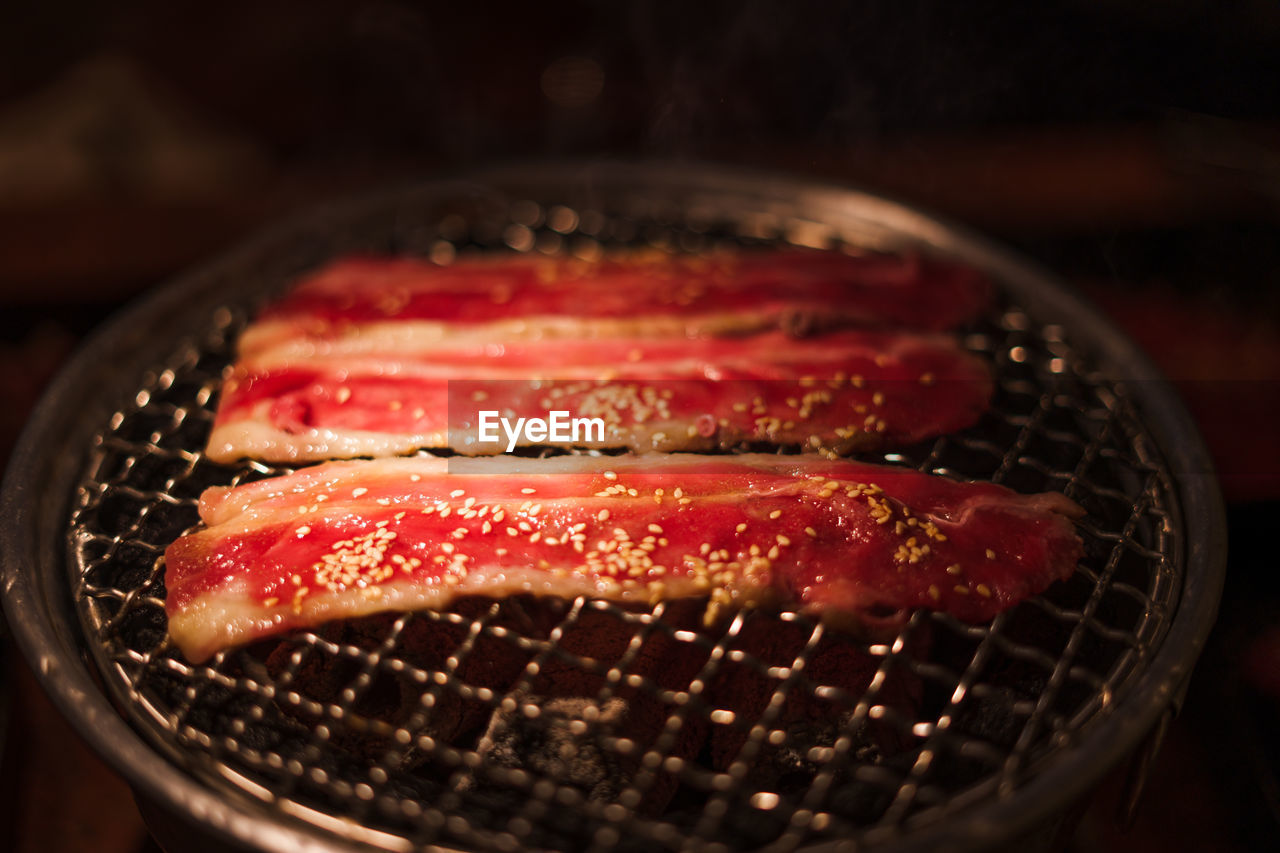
4 165 1224 852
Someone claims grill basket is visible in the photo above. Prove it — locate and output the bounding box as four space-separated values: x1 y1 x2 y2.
1 164 1225 852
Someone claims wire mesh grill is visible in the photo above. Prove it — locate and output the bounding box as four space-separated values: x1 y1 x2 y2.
67 195 1180 852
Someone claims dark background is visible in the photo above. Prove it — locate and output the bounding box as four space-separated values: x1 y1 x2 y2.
1 2 1278 850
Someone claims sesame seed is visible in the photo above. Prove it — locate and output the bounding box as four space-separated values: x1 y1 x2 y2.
521 487 537 494
769 509 782 520
352 487 368 497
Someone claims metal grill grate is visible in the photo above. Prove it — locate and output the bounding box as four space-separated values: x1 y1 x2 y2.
67 195 1180 852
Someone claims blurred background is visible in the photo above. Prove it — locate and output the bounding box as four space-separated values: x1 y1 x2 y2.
0 1 1277 850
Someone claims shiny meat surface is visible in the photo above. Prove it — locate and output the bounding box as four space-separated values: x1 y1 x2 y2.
238 248 991 362
165 454 1083 662
208 329 993 462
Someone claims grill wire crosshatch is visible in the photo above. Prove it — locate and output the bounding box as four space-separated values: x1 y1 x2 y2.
67 180 1182 852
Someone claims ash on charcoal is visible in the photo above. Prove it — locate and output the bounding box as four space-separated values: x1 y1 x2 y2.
746 711 883 793
455 694 630 801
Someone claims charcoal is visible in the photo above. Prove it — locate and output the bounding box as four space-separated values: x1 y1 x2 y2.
456 694 629 801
